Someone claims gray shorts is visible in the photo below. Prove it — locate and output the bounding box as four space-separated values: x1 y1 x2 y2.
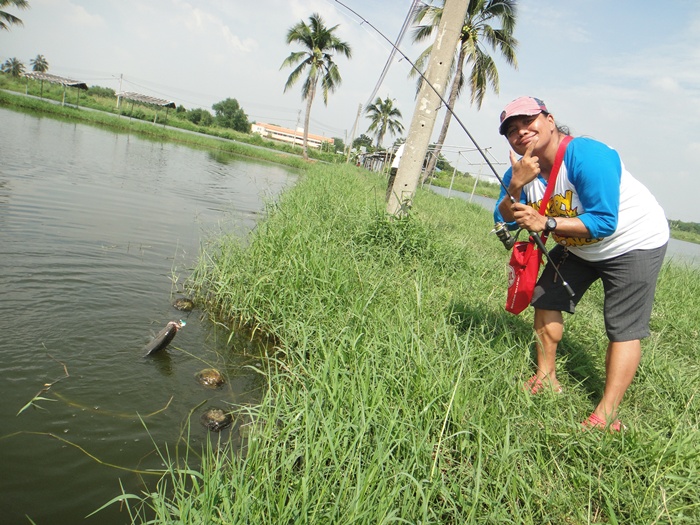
531 243 667 342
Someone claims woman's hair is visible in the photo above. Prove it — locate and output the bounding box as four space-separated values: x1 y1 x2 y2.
543 111 571 135
556 123 571 135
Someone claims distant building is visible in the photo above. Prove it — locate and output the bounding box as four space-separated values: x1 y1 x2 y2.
252 122 333 149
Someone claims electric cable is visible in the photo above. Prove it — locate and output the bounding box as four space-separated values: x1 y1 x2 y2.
361 0 421 110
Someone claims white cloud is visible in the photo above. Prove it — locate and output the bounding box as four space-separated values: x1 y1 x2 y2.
650 76 680 93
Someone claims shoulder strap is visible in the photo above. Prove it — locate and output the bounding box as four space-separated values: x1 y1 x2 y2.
539 135 573 216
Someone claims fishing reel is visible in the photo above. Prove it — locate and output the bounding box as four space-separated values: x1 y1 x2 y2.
490 222 521 250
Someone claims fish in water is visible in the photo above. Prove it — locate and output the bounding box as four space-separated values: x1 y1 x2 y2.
143 320 185 357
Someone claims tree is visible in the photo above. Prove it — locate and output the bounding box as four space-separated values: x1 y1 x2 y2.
186 107 214 127
332 137 345 154
87 85 115 98
352 133 373 152
212 98 250 133
1 57 25 77
412 0 518 181
365 96 404 149
281 12 352 161
30 53 48 72
0 0 28 31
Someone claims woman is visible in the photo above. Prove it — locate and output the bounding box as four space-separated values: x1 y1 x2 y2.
494 96 669 431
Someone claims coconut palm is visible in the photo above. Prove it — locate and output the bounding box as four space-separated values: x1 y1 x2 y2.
365 96 405 149
30 54 48 72
281 12 352 160
2 57 25 77
0 0 29 31
412 0 518 181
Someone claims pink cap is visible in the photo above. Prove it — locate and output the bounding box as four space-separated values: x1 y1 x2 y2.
499 96 548 135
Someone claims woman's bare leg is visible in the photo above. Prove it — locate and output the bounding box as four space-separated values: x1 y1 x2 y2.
532 309 564 392
593 339 641 422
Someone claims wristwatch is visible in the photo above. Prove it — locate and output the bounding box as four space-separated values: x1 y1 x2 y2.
544 217 557 233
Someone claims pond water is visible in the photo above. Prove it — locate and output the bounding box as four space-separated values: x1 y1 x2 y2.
0 107 296 524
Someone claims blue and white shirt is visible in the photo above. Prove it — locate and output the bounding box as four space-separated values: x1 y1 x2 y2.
494 137 669 262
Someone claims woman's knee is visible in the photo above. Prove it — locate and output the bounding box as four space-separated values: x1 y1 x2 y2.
534 309 564 344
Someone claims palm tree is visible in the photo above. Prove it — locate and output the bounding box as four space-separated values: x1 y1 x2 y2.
412 0 518 181
281 12 352 160
2 57 25 77
365 96 405 149
30 54 48 72
0 0 29 31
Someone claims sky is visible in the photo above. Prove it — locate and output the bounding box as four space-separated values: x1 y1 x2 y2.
2 0 700 222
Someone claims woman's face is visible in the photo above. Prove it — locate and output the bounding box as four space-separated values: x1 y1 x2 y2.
504 112 555 155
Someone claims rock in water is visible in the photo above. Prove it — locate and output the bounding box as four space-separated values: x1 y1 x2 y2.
200 408 233 432
195 368 225 387
172 298 195 312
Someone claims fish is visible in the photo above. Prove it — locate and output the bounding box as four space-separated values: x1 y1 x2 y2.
143 320 185 357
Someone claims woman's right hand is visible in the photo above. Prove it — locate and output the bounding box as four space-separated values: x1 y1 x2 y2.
509 138 540 187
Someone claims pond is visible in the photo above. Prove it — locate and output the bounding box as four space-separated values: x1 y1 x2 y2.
0 107 296 524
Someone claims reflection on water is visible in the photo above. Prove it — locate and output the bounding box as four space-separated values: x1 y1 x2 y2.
0 107 295 524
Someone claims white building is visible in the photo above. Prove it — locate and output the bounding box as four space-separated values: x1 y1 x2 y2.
252 122 334 149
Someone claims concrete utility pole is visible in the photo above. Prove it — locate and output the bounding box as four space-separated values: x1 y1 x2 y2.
386 0 469 217
116 73 123 109
346 103 363 163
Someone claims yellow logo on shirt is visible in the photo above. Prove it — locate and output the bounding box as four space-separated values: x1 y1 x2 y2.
537 190 602 246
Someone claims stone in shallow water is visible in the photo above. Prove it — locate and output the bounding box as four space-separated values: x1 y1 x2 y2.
200 408 233 432
195 368 225 387
172 298 195 312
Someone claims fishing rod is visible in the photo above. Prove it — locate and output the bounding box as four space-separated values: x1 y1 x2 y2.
334 0 574 298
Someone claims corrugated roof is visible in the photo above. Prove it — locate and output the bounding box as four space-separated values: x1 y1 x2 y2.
23 71 88 90
117 91 176 108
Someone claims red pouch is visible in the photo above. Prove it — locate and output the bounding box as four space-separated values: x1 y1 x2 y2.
505 239 543 315
503 135 572 315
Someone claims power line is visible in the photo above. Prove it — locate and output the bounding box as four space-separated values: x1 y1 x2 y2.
361 0 421 111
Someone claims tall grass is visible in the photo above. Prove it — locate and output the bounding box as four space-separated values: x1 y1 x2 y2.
110 164 698 523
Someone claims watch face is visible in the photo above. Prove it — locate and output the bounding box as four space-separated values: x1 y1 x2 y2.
546 218 556 231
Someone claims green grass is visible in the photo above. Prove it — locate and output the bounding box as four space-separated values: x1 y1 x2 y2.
108 164 699 523
669 229 700 245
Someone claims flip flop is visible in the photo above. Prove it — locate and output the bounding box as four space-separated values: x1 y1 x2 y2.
581 413 625 432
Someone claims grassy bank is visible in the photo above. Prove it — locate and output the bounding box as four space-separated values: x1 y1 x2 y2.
669 229 700 245
114 164 699 523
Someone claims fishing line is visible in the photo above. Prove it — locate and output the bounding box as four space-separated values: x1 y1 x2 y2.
333 0 574 297
361 0 420 110
333 0 513 201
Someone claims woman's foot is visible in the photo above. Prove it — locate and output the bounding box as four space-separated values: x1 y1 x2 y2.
581 412 625 432
524 374 562 394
